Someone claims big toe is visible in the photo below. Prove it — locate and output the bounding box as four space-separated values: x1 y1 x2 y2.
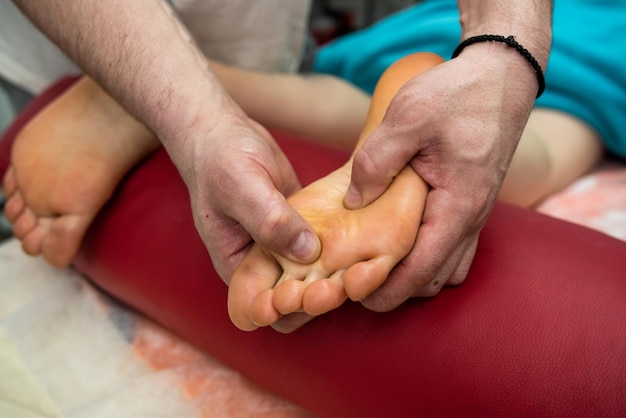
41 214 92 267
228 246 282 331
248 289 281 329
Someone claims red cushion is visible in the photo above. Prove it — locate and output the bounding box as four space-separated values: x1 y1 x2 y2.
2 78 625 418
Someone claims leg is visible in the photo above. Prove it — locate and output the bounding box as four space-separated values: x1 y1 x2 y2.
228 53 444 332
1 62 369 269
499 108 603 206
2 76 159 267
211 61 369 150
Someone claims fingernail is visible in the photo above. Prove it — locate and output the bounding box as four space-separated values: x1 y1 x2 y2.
344 184 362 209
291 230 320 261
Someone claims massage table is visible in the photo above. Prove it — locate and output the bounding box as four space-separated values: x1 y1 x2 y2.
1 77 625 418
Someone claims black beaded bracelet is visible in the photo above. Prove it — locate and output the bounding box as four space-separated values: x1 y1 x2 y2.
451 34 545 98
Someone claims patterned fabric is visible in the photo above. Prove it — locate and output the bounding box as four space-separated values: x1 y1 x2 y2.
537 162 626 241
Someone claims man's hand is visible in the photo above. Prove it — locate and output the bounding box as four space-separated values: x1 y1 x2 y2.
344 45 538 311
181 109 321 281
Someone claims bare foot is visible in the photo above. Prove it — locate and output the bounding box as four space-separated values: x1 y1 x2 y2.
2 76 158 267
229 163 426 331
228 53 444 332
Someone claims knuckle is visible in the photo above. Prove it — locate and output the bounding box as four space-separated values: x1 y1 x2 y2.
254 202 290 248
444 193 491 234
361 293 397 313
417 279 444 298
352 146 382 181
401 261 446 298
447 274 467 287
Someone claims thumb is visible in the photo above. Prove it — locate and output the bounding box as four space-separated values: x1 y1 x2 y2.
344 125 408 209
343 52 444 209
237 186 322 264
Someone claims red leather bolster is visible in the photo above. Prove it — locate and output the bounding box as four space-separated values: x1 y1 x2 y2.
2 77 625 418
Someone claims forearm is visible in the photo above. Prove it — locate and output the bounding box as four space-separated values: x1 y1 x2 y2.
12 0 232 161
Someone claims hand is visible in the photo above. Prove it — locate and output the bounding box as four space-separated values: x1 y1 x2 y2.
176 108 321 282
344 46 537 311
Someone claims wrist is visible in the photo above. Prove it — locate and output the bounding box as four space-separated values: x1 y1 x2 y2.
450 41 541 106
152 75 236 156
452 35 545 98
458 1 552 70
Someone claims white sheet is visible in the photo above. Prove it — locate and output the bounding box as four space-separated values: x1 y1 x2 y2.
0 239 309 418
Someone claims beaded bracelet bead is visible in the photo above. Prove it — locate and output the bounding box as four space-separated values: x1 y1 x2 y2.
451 34 545 98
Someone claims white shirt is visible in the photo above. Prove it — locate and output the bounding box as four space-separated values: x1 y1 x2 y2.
0 2 79 94
0 1 311 94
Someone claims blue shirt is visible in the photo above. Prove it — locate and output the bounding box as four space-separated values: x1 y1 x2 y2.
314 0 626 158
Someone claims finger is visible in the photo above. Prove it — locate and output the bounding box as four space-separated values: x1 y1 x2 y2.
270 311 316 334
201 218 253 282
344 52 444 210
361 224 472 311
361 194 484 312
358 222 446 312
225 178 321 265
410 232 478 297
446 237 478 287
344 125 414 209
234 121 320 262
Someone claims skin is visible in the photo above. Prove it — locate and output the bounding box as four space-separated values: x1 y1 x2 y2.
228 47 602 333
344 1 554 312
11 0 554 308
2 53 601 333
2 61 370 269
11 0 323 281
228 53 442 332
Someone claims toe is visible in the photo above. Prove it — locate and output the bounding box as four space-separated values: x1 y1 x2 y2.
20 224 45 257
2 167 16 197
4 190 26 223
228 245 281 331
249 289 281 328
302 275 347 315
12 207 38 238
43 214 91 267
344 256 396 302
273 279 306 314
